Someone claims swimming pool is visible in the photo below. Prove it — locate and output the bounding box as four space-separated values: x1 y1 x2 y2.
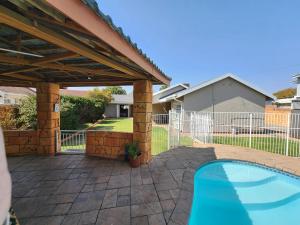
188 161 300 225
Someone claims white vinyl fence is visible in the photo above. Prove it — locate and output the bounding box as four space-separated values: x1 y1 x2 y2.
183 111 300 157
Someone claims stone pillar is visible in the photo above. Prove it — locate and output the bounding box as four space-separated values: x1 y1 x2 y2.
133 80 153 164
36 82 60 155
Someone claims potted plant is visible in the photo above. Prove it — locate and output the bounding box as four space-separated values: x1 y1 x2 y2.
127 143 141 168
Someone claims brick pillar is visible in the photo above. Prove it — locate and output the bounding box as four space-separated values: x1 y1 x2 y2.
133 80 153 164
36 82 60 155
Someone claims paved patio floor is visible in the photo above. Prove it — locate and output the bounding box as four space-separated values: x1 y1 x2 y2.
8 145 300 225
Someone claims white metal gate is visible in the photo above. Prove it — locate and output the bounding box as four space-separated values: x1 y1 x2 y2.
57 130 86 153
168 111 181 149
191 112 213 144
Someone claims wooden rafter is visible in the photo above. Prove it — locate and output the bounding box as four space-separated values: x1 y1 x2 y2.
0 54 137 79
0 6 147 80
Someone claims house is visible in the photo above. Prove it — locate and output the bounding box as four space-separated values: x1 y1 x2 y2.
153 84 189 114
60 89 133 118
0 87 35 105
154 74 274 113
104 94 133 118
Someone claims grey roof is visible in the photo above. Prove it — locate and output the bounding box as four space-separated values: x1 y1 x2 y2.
173 74 275 100
82 0 170 81
153 84 188 104
111 94 133 104
156 74 275 103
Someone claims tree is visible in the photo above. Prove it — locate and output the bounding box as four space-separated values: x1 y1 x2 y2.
87 88 112 107
159 85 168 91
17 95 37 129
104 86 127 95
273 88 296 99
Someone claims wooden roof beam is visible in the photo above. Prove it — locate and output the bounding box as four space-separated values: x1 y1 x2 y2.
0 54 135 79
0 6 146 80
46 0 170 84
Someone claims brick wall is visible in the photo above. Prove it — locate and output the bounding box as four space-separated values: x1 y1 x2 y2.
3 130 38 156
86 131 133 159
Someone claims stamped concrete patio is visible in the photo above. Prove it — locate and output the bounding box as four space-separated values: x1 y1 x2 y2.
8 145 300 225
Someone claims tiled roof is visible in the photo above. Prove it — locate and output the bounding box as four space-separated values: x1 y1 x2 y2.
60 89 89 97
0 87 35 95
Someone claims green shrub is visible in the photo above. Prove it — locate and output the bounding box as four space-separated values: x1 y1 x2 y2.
17 95 37 129
16 90 111 130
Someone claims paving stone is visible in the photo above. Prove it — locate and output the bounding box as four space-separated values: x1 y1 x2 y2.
56 179 86 194
25 216 65 225
47 193 77 204
163 211 172 222
102 189 118 209
13 196 48 218
96 206 130 225
62 214 81 225
131 202 162 217
81 184 94 192
79 210 99 225
94 183 107 191
157 190 172 201
116 195 130 207
169 189 180 200
35 203 71 216
131 168 142 186
107 174 130 189
69 191 105 213
117 187 130 196
160 199 175 212
131 184 159 204
148 213 166 225
131 216 149 225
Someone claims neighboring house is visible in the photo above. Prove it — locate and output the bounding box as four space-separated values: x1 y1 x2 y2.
60 89 133 118
154 74 274 113
273 98 292 108
153 84 189 114
0 87 35 105
104 94 133 118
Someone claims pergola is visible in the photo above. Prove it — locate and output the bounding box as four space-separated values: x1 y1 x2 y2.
0 0 171 163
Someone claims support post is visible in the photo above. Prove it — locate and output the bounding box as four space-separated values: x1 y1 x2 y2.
36 82 60 155
133 80 153 164
249 113 253 148
286 113 291 156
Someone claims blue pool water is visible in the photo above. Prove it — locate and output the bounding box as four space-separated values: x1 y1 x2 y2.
188 161 300 225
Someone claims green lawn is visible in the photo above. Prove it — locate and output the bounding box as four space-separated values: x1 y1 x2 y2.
63 118 194 155
213 136 300 157
85 118 133 132
76 118 188 155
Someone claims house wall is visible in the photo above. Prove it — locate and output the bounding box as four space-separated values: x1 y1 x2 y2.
104 104 118 117
86 131 132 159
182 77 266 112
3 130 38 156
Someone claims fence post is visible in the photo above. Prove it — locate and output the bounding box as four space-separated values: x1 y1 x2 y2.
168 111 171 150
249 113 253 148
286 113 291 156
177 112 181 146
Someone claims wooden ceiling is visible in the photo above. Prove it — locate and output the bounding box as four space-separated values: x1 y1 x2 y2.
0 0 170 88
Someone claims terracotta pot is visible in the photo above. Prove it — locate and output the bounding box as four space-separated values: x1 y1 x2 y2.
129 155 141 168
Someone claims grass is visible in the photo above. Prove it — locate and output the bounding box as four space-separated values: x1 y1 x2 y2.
213 136 300 157
63 118 191 155
85 118 133 132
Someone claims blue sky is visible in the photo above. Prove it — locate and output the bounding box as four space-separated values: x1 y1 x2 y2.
72 0 299 94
